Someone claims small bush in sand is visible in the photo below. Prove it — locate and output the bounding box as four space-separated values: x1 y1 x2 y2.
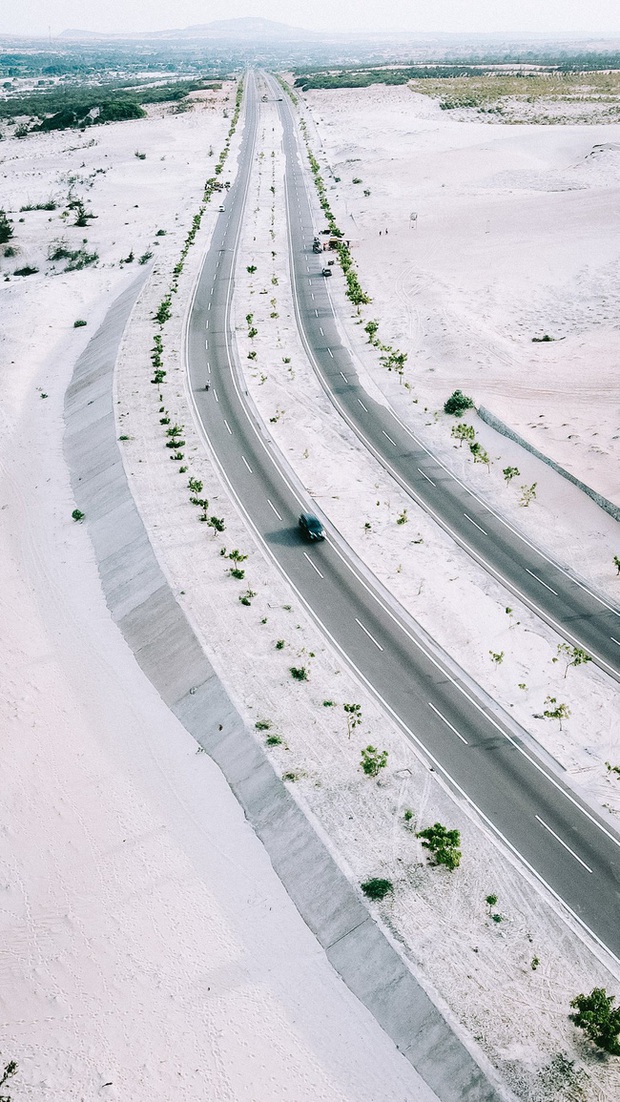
361 878 393 902
289 666 308 682
360 745 388 777
0 210 14 244
519 482 537 507
502 465 520 483
444 389 474 417
73 318 87 327
417 823 462 870
0 1059 18 1100
71 509 85 522
569 988 620 1055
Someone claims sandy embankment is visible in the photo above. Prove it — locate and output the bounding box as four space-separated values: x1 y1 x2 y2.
0 91 436 1100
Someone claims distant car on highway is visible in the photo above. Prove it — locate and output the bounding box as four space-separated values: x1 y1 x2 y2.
298 513 325 541
322 267 332 277
218 204 225 212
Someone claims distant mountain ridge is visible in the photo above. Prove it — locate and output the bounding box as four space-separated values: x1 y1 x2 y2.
58 17 320 41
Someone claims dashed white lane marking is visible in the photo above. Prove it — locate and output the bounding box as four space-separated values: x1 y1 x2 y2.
327 348 334 358
526 568 558 596
463 512 487 536
536 816 593 873
428 701 468 745
357 398 368 412
241 455 252 473
224 419 232 435
339 371 348 381
208 301 211 310
382 430 397 447
213 389 219 403
319 327 324 336
303 551 324 578
205 320 209 329
268 499 282 520
205 340 209 350
611 637 620 647
355 617 384 651
417 467 435 486
315 309 319 317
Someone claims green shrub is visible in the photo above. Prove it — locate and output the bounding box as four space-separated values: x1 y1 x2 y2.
361 878 393 901
417 822 461 870
71 508 84 522
0 210 14 244
360 745 388 777
444 390 474 416
73 318 87 327
570 988 620 1054
289 666 308 681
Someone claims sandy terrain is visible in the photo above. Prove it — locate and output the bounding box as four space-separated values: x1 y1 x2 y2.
0 90 438 1101
113 87 619 1100
300 83 620 520
2 72 620 1102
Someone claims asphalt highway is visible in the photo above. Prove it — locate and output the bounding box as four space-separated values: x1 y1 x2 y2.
186 72 620 961
263 75 620 687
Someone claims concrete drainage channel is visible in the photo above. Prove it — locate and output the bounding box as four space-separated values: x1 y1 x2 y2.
63 273 509 1102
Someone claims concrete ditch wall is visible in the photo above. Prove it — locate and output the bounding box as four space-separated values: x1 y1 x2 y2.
63 274 509 1102
478 405 620 523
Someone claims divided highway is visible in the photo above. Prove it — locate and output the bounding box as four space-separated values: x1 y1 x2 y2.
186 72 620 960
267 73 620 686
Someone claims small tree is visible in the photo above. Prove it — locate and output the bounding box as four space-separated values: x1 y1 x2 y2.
0 210 14 244
543 696 571 730
444 390 474 417
489 650 504 665
72 199 94 227
503 466 520 483
569 988 620 1055
208 516 225 534
451 423 475 447
193 497 210 520
469 441 491 468
343 702 362 739
417 822 461 870
519 483 537 507
364 319 379 342
556 643 591 678
360 745 388 777
0 1059 18 1102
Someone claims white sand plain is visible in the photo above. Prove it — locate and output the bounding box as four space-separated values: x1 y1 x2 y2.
1 74 620 1101
302 83 620 516
0 90 437 1101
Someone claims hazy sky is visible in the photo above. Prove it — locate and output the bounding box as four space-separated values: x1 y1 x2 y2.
4 0 620 38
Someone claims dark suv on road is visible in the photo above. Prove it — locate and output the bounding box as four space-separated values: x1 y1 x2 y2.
298 513 325 541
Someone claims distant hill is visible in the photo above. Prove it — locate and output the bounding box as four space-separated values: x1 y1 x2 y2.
58 18 319 41
175 18 320 40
